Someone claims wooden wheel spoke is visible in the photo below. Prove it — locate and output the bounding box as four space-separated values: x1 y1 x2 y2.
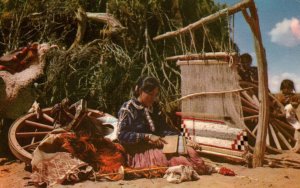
266 129 270 146
16 131 50 138
241 96 259 110
42 113 55 123
22 141 41 150
252 123 258 134
273 119 295 132
243 106 259 114
24 120 54 130
271 119 296 142
243 115 259 121
31 129 37 144
274 125 292 150
269 124 282 150
241 91 257 105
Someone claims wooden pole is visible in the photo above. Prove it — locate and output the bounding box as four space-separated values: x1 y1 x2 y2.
242 0 269 167
153 0 252 41
165 52 237 61
175 87 253 102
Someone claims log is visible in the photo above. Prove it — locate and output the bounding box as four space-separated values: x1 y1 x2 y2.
86 12 126 34
69 6 87 50
165 52 237 61
264 156 300 168
153 0 252 41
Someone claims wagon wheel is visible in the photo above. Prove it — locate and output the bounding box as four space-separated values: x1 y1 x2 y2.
8 107 106 163
240 81 296 154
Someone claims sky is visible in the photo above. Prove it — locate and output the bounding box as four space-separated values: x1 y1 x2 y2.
215 0 300 93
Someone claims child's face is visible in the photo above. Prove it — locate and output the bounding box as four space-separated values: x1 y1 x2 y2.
282 87 293 95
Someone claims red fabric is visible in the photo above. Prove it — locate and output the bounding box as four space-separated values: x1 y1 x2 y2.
218 167 236 176
60 133 126 175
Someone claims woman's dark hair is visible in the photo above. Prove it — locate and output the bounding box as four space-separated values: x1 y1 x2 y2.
280 79 296 92
133 76 160 98
240 53 252 65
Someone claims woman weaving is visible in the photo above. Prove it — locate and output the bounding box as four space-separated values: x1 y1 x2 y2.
117 76 211 175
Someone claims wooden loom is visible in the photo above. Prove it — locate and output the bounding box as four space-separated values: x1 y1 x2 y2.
153 0 269 167
176 55 249 161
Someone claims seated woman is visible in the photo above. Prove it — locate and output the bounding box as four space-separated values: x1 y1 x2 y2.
117 76 211 175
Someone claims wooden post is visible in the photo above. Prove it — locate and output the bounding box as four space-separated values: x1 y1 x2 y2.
242 0 269 167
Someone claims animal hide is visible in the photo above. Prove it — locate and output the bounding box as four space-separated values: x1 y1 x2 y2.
163 165 200 183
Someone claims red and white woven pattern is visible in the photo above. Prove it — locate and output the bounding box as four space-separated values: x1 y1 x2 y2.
181 118 248 152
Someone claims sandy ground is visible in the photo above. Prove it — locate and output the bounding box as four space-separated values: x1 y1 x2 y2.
1 153 300 188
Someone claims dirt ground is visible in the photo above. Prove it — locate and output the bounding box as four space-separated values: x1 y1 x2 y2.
1 152 300 188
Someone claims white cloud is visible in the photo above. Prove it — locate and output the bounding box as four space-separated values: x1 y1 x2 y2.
269 18 300 47
269 72 300 93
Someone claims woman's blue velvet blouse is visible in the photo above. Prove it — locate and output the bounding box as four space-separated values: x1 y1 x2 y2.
117 99 179 145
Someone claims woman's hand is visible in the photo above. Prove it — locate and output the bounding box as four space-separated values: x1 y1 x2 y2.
145 134 167 148
187 139 201 150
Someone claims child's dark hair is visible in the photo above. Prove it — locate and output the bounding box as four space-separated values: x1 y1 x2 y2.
240 53 252 64
280 79 296 92
133 76 160 98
